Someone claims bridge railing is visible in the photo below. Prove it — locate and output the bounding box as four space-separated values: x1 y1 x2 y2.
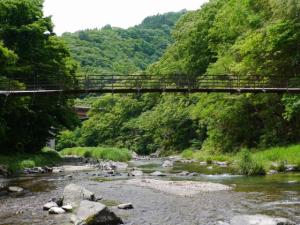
1 74 299 94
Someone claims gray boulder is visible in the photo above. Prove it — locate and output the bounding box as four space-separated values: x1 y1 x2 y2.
72 200 123 225
231 215 295 225
63 184 95 208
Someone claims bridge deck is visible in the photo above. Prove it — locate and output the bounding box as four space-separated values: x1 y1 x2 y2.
1 74 299 96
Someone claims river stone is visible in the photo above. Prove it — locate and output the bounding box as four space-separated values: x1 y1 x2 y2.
62 204 73 212
8 186 24 193
43 202 58 210
72 200 123 225
231 215 296 225
285 164 297 172
129 170 143 176
49 207 65 214
151 171 166 176
117 203 133 210
162 160 173 167
178 171 190 176
63 184 95 208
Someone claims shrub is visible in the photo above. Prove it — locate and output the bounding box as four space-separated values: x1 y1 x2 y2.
237 149 266 176
181 149 194 159
84 151 92 158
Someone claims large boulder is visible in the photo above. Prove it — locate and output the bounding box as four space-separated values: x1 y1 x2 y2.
72 200 123 225
231 215 295 225
63 184 95 208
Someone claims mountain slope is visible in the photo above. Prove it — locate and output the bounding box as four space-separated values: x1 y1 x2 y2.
61 11 186 75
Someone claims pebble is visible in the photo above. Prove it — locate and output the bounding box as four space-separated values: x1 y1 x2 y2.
48 207 65 214
62 204 73 212
43 202 58 210
8 186 24 193
118 203 134 210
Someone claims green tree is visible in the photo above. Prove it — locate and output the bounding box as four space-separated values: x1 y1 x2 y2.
0 0 78 153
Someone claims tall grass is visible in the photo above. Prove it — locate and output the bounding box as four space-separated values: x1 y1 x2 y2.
181 144 300 175
181 149 233 163
60 147 132 162
0 147 62 173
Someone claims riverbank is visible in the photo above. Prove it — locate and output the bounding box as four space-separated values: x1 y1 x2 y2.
181 145 300 175
0 148 62 174
60 147 132 162
0 157 299 225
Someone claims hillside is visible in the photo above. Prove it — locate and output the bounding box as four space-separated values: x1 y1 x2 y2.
61 11 186 75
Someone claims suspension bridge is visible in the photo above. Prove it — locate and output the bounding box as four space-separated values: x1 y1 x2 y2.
1 74 300 97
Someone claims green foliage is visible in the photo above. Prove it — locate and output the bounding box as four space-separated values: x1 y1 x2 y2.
56 130 79 151
60 147 132 162
62 0 300 157
236 149 266 176
0 147 62 173
0 0 78 153
62 11 185 75
181 149 195 159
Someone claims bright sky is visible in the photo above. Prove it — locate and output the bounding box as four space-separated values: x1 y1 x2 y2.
43 0 208 35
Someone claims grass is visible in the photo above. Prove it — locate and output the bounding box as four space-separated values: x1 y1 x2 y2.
0 147 62 173
60 147 132 162
181 144 300 175
181 149 233 163
252 145 300 171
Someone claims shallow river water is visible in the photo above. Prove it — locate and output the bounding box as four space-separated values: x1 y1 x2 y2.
0 159 299 225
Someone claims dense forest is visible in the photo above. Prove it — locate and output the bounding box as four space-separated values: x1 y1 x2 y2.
1 0 300 158
61 11 186 75
0 0 78 153
58 0 300 156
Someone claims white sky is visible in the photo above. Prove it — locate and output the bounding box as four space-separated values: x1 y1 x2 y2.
43 0 208 35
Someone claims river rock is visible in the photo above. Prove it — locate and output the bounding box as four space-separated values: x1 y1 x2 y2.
63 184 95 208
43 202 58 210
62 204 73 212
267 170 278 175
8 186 24 193
118 203 134 210
151 171 166 176
188 172 199 176
285 164 297 172
49 207 65 214
230 215 296 225
131 151 139 159
72 200 123 225
52 167 64 173
129 170 143 177
162 160 174 167
178 171 190 176
50 197 64 207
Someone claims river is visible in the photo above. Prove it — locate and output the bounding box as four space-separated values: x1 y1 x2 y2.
0 158 299 225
